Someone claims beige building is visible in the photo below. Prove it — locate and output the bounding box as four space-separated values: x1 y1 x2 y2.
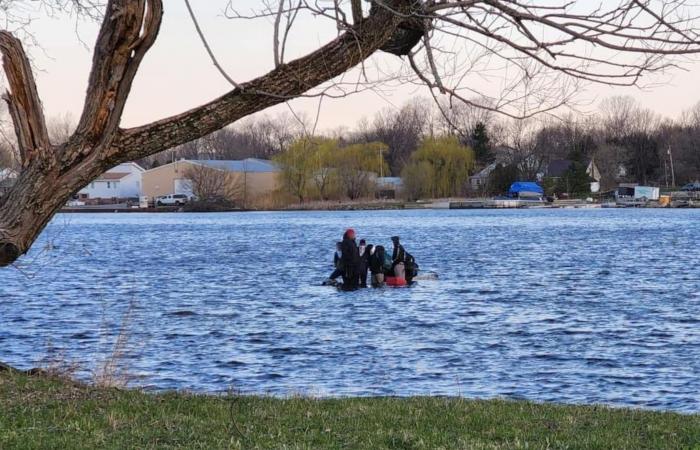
142 159 280 204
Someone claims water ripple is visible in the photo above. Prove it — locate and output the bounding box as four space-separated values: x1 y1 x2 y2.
1 209 699 413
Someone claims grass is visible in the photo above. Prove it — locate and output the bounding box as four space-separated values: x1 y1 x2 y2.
1 372 699 449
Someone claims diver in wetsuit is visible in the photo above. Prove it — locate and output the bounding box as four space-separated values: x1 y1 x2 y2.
391 236 406 280
358 240 370 288
340 229 361 289
327 241 343 282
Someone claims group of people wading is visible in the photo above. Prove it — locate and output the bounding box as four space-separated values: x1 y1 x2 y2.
326 229 419 289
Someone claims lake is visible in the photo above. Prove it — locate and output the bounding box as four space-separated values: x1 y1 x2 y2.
1 209 699 412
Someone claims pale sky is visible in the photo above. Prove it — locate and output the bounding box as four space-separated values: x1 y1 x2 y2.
17 1 700 133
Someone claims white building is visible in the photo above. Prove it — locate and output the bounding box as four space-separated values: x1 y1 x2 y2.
78 162 145 200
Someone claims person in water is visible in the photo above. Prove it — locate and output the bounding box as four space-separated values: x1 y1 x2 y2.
358 239 370 288
369 245 387 287
327 241 343 282
391 236 406 280
340 229 360 289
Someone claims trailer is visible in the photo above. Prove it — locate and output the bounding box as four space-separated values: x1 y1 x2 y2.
615 184 660 206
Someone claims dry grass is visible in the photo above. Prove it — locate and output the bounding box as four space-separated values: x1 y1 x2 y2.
92 300 136 389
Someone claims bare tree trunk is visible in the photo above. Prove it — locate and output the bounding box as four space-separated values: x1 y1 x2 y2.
0 0 412 266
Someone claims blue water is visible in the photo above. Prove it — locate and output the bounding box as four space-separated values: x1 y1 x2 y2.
1 209 699 412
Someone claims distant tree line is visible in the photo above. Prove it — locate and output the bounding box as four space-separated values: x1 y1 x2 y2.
2 96 699 201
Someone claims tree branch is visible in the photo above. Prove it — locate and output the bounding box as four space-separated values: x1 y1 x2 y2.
112 3 408 161
184 0 242 88
351 0 363 24
72 0 162 154
0 30 50 167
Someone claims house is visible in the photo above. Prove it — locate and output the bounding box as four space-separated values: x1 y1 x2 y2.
544 158 602 193
545 159 601 182
141 158 280 203
78 162 145 200
469 161 505 190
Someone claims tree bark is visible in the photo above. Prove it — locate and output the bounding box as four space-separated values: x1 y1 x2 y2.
0 0 415 267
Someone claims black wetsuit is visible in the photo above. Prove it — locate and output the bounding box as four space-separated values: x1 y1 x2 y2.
369 248 384 275
329 251 343 280
340 237 360 289
358 247 370 288
392 243 406 268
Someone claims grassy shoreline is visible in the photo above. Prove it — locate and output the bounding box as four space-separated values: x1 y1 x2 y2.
1 372 699 449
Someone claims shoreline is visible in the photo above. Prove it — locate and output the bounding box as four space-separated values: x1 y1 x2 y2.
1 362 696 415
59 199 700 214
2 370 698 449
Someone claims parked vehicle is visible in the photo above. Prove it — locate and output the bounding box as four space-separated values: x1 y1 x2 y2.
680 182 700 192
156 194 188 206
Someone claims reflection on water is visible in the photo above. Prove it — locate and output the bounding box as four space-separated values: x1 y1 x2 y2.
1 209 699 412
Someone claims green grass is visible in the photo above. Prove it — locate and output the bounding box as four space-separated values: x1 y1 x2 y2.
1 372 699 449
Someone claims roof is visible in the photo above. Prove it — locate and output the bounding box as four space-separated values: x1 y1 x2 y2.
191 158 280 173
111 162 145 173
95 172 130 181
471 161 503 179
546 159 574 178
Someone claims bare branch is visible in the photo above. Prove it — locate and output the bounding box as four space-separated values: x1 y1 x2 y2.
113 4 409 161
0 31 49 166
182 0 242 89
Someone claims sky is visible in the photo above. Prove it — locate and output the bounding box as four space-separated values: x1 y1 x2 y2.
14 1 700 133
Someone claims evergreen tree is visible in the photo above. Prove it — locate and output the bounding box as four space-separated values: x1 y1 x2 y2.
556 161 592 197
488 163 519 195
471 122 494 165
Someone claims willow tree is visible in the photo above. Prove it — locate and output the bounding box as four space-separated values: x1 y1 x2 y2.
2 0 700 266
333 142 389 200
273 138 319 203
402 136 475 198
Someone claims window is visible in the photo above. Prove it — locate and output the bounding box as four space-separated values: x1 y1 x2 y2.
107 182 111 189
91 183 95 189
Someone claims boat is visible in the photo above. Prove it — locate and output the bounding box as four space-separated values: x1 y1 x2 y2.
321 278 415 289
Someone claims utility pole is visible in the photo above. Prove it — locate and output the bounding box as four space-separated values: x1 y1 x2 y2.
668 145 676 188
243 159 248 209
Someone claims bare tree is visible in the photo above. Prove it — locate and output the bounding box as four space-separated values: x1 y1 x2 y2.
356 100 429 175
183 163 243 204
501 119 547 180
435 98 494 140
2 0 700 266
600 97 663 184
600 97 642 142
142 112 302 166
47 113 77 146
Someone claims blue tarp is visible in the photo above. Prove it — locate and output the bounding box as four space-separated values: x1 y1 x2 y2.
508 182 544 197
